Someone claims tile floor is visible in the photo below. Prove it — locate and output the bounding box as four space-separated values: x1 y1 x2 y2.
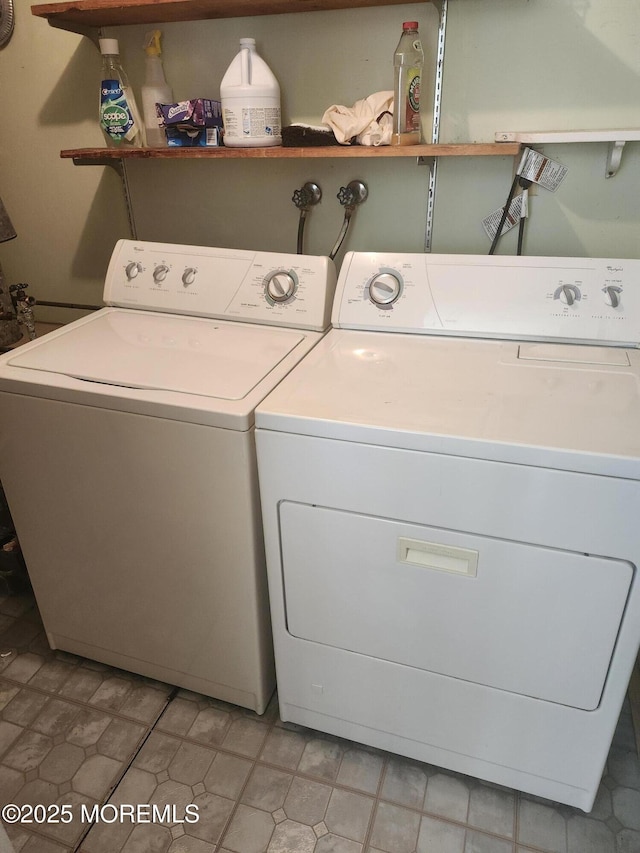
0 591 639 853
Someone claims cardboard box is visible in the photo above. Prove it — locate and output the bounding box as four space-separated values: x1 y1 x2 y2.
158 99 223 129
165 126 223 147
158 99 224 147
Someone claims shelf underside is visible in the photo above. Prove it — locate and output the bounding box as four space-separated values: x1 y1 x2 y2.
62 143 521 161
32 0 431 30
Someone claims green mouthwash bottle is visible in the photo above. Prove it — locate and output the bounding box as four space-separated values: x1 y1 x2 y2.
99 38 146 147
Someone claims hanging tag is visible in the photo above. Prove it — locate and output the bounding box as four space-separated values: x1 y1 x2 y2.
482 194 524 241
517 147 568 192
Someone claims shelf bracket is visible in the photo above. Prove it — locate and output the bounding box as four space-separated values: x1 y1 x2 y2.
71 157 120 168
606 140 625 179
45 17 98 43
71 157 137 239
496 130 639 179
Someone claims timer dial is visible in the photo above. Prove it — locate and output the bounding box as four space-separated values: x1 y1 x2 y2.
265 271 297 303
369 272 402 306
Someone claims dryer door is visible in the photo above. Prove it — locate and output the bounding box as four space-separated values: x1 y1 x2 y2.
279 502 632 710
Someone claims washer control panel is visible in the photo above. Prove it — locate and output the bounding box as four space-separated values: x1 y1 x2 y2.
105 240 337 331
333 252 640 345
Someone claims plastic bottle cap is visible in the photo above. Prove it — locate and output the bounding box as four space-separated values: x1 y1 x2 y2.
240 38 256 47
99 38 119 55
402 21 419 29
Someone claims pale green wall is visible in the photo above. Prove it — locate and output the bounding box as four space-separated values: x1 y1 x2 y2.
0 0 638 322
433 0 640 256
0 1 130 322
114 3 440 263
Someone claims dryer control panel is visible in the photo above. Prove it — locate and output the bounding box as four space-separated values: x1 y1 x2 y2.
104 240 337 332
333 252 640 346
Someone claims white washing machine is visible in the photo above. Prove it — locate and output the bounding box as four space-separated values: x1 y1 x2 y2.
255 252 640 808
0 240 336 714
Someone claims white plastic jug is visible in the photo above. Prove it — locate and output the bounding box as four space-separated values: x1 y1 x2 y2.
220 38 282 148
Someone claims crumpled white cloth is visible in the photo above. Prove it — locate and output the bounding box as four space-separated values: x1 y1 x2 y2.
322 91 393 146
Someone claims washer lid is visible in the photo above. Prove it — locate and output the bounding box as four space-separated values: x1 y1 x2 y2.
8 309 305 400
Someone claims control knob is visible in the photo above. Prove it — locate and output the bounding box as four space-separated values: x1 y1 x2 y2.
554 284 581 305
604 285 622 308
153 264 170 284
369 272 402 306
182 267 197 287
125 261 142 280
265 271 297 303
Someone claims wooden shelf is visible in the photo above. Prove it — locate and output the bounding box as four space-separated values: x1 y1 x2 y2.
32 0 433 31
62 143 521 162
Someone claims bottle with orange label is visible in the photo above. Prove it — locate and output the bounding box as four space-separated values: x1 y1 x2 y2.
391 21 424 146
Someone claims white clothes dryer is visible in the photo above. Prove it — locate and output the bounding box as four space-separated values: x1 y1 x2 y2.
0 240 336 714
255 252 640 807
